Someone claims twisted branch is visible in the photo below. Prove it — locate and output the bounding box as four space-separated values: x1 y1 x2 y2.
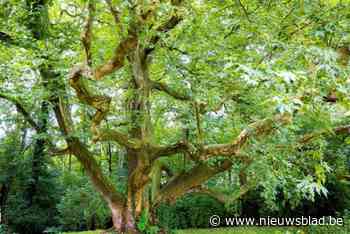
201 113 292 159
81 0 95 66
69 66 111 135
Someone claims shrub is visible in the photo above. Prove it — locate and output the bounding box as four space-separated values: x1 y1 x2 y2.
4 154 62 234
156 194 226 229
306 214 350 234
56 177 110 232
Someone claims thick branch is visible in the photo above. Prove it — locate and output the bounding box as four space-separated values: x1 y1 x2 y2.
69 66 111 137
150 113 291 160
144 1 183 55
68 137 126 208
151 140 195 160
151 160 162 202
81 0 95 66
69 67 138 148
156 153 253 204
94 31 138 80
154 160 232 205
51 96 73 136
151 80 192 101
201 113 292 159
96 129 142 149
81 1 137 80
145 15 182 56
50 88 126 209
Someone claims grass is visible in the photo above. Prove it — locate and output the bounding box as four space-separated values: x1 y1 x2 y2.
63 227 304 234
176 227 303 234
62 231 104 234
63 223 350 234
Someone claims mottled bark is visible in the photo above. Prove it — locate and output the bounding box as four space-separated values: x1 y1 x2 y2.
94 34 138 80
81 0 95 66
68 137 140 233
51 92 139 232
125 46 153 223
154 160 233 205
151 161 162 202
200 113 292 159
151 80 192 101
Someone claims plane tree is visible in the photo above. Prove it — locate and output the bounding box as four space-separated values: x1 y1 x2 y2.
1 0 350 233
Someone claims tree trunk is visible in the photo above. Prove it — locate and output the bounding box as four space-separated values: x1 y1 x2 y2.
48 70 141 233
124 45 153 224
126 149 150 222
109 202 139 234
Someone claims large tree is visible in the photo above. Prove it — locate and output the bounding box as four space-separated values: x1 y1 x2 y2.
1 0 350 233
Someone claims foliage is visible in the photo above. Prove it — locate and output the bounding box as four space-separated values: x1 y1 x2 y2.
137 210 160 234
5 154 62 234
56 173 111 232
0 131 62 234
239 127 350 218
306 211 350 234
157 194 226 229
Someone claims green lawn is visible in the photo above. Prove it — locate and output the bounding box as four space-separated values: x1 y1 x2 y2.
176 227 303 234
61 223 350 234
63 231 104 234
63 227 304 234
